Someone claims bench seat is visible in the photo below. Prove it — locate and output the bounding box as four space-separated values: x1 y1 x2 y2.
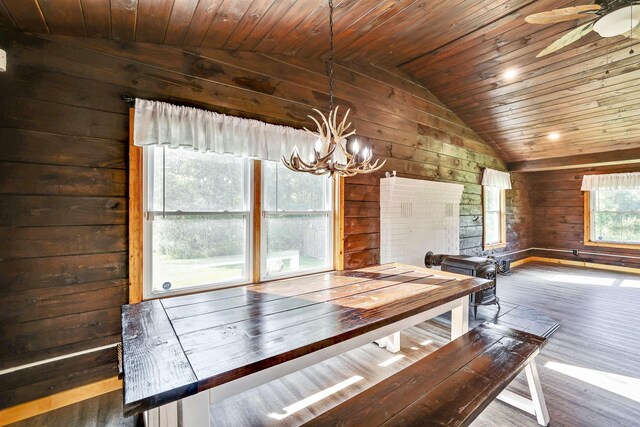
306 322 549 427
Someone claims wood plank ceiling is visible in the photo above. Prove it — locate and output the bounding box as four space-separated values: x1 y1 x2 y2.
1 0 639 167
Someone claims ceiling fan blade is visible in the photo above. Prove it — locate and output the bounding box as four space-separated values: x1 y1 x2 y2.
622 22 640 39
537 21 595 57
525 5 601 24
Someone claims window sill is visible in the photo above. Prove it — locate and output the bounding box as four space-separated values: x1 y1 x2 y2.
261 266 334 283
484 242 507 251
584 241 640 250
144 278 252 300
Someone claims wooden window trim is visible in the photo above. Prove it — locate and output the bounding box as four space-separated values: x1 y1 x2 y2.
482 187 507 251
252 160 262 283
333 177 345 271
128 115 345 300
583 191 640 250
129 109 143 304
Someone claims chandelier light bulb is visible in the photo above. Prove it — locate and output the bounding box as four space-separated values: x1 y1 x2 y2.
282 107 386 177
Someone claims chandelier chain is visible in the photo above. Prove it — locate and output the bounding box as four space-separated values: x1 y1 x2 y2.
280 0 386 177
328 0 335 112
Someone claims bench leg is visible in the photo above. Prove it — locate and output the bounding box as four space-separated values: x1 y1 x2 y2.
525 360 550 426
450 296 469 340
145 401 178 427
375 332 401 353
496 360 549 426
144 391 211 427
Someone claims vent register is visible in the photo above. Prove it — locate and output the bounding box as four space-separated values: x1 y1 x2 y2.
400 202 456 219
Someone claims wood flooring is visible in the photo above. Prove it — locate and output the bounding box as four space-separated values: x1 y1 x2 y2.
9 262 640 427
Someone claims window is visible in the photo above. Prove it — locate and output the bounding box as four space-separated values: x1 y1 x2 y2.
142 147 336 298
262 161 333 279
483 187 506 250
143 146 252 297
586 190 640 247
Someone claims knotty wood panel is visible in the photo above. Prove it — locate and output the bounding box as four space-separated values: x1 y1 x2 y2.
0 195 126 227
1 253 128 294
1 307 122 367
0 279 128 323
0 28 130 409
528 165 640 268
2 1 639 164
398 1 640 163
0 225 126 259
0 128 126 168
0 347 118 409
0 27 506 408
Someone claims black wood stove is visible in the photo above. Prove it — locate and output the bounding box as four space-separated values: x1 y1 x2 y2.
424 251 500 319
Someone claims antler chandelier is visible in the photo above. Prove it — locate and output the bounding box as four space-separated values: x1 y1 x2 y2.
282 0 385 177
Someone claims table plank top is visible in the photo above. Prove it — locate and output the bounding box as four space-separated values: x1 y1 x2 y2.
121 263 491 416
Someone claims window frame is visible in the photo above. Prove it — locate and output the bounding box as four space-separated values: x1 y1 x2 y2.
583 191 640 250
128 109 344 302
259 162 334 281
482 186 507 250
141 146 254 299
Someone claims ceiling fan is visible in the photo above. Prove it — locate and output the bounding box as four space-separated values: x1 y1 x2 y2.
525 0 640 56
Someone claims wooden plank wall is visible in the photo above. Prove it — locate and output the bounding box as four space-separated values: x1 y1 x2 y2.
343 171 532 268
0 31 129 408
0 27 511 407
501 172 532 261
528 165 640 269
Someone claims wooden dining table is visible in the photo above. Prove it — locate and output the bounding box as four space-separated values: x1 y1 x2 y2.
120 262 491 426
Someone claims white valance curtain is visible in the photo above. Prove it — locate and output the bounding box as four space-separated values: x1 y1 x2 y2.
134 99 336 162
482 168 512 189
581 172 640 191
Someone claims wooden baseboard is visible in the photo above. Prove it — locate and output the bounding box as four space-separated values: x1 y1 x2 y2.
509 257 531 268
0 377 122 426
511 256 640 275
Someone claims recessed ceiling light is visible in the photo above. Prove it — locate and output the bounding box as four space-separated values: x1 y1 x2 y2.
548 132 560 141
504 68 518 79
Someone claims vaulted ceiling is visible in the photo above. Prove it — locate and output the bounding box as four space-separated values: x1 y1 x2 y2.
1 0 639 169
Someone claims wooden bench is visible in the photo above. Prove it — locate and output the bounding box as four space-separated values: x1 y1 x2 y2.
306 322 550 427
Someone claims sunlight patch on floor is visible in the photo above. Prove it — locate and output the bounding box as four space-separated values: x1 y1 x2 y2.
420 339 433 346
545 274 615 286
378 354 405 367
267 375 363 420
620 279 640 288
545 361 640 403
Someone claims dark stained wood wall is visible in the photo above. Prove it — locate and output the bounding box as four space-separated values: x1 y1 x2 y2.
343 171 532 269
0 27 508 407
528 165 640 269
0 32 129 407
500 172 533 261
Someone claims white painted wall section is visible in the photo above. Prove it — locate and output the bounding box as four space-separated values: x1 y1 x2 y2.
380 177 464 267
